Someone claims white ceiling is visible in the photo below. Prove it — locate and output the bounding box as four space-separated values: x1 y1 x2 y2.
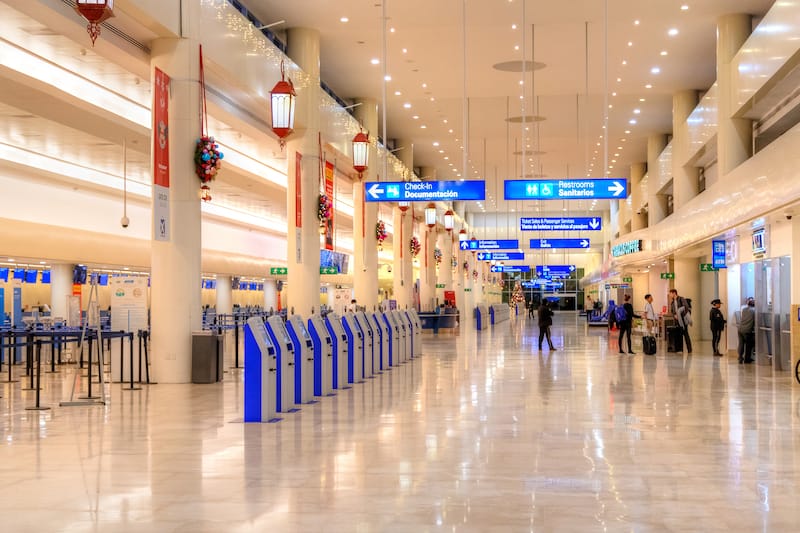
243 0 774 216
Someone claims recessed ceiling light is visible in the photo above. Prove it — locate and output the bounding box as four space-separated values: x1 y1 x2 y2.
627 41 633 47
668 28 679 36
404 102 412 108
680 5 689 11
634 20 640 25
402 48 408 54
625 130 631 134
433 142 440 146
650 67 661 74
512 24 517 30
422 83 427 88
390 27 396 33
430 97 435 101
622 60 627 65
617 77 622 82
612 92 617 96
639 98 646 102
448 129 453 133
340 17 349 23
371 58 380 65
412 115 419 119
660 50 668 56
645 84 653 89
633 108 641 114
629 119 637 124
394 90 402 96
420 125 427 129
514 45 520 51
384 74 392 81
443 156 448 159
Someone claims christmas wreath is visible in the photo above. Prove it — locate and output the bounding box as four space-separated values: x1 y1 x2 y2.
318 194 332 225
410 236 421 258
375 220 387 244
433 247 443 266
194 136 224 183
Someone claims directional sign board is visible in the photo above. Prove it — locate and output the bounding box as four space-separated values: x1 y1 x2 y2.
712 240 727 269
529 239 590 249
477 252 525 261
535 265 576 279
504 179 627 200
520 217 603 231
365 180 485 202
460 239 519 251
491 265 531 273
699 264 719 272
270 267 288 275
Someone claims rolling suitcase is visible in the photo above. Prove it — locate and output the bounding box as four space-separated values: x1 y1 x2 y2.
643 335 657 355
667 326 683 353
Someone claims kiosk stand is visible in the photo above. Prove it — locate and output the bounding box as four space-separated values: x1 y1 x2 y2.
285 315 316 405
355 312 375 378
308 315 334 397
243 317 280 423
382 312 401 367
407 310 423 357
393 310 411 363
370 313 389 372
265 316 298 413
342 313 364 383
325 314 350 389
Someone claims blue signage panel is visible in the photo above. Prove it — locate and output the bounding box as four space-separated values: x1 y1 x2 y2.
460 239 519 251
535 265 576 278
520 217 602 231
504 179 627 200
491 265 531 273
365 180 485 202
712 240 727 269
529 238 590 249
477 252 525 261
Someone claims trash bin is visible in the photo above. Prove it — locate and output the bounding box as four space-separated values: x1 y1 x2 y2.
192 331 223 383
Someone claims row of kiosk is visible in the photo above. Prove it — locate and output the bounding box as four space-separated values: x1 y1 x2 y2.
243 310 423 423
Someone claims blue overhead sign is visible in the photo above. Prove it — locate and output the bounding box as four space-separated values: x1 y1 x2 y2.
504 179 627 200
460 239 519 251
520 217 602 231
477 252 525 261
535 265 576 278
529 238 590 249
712 240 727 269
365 180 485 202
491 265 531 273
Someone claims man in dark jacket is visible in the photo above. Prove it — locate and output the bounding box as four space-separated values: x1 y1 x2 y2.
538 300 555 351
738 298 755 364
709 299 726 356
617 294 640 354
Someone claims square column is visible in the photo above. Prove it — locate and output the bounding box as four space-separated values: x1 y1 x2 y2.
352 99 379 310
673 90 700 211
647 134 669 226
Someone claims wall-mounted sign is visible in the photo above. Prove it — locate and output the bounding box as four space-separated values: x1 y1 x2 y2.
460 239 519 251
700 264 719 272
491 265 531 273
270 267 288 276
751 228 766 255
660 272 675 280
622 276 633 283
530 238 590 249
535 265 576 278
520 217 602 231
477 252 524 261
504 179 627 200
365 180 485 202
712 240 726 269
611 240 643 257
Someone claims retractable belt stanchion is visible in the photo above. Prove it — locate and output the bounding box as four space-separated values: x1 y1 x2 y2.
124 332 141 391
23 333 37 392
3 330 19 383
233 315 241 369
25 340 50 412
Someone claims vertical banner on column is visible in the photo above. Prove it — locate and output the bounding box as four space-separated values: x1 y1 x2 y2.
153 67 171 242
324 161 334 251
295 152 303 263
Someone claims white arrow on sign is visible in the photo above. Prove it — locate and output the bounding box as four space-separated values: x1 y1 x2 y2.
569 265 576 272
608 181 625 197
580 239 590 248
367 183 385 199
589 218 600 229
460 241 469 250
478 253 487 260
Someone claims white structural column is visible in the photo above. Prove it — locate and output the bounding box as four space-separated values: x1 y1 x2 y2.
647 134 669 227
263 281 278 312
150 22 203 383
49 263 73 321
438 231 454 300
419 223 438 311
215 275 232 315
286 28 322 317
672 90 699 211
609 200 620 239
792 217 800 376
352 99 379 310
630 163 647 231
392 139 414 309
717 14 753 178
673 256 701 343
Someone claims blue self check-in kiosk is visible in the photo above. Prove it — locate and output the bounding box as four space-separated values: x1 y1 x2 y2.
381 312 400 367
342 313 364 383
407 310 423 357
308 315 334 397
325 314 350 389
265 315 297 413
369 313 388 372
355 312 375 378
393 310 411 363
285 315 315 405
243 317 279 423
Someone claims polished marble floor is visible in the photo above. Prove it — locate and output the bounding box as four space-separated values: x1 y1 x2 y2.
1 313 800 532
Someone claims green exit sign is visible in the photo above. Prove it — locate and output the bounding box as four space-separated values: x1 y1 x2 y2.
699 264 718 272
622 276 633 283
660 272 675 280
320 267 337 275
270 267 288 276
464 288 472 292
436 283 445 288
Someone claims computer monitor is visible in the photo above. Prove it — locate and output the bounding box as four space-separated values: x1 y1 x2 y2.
40 270 51 284
13 268 25 281
98 274 109 286
0 267 9 282
24 270 38 283
72 265 87 284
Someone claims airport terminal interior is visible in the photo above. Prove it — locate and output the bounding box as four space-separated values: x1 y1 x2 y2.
2 0 800 530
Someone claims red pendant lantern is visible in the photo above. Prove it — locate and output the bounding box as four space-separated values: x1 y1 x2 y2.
352 130 369 179
200 184 212 202
425 203 437 229
270 61 296 148
75 0 115 46
398 201 410 213
443 209 454 232
458 228 468 242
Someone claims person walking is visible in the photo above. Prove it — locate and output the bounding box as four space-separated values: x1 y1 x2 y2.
585 294 595 323
669 288 693 353
709 299 726 356
643 294 657 335
617 294 640 354
738 298 755 364
538 300 555 351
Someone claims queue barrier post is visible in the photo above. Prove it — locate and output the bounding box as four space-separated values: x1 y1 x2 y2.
25 340 50 411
